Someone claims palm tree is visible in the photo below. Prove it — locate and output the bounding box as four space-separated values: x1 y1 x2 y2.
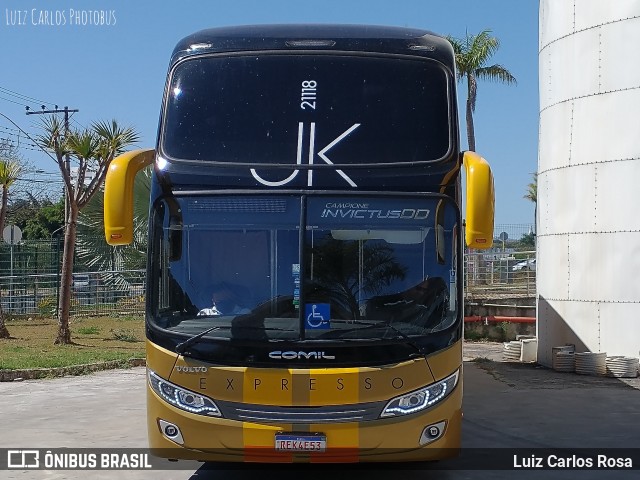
76 167 150 287
307 237 407 319
36 117 139 344
524 172 538 235
524 172 537 204
0 158 23 338
447 30 517 152
0 159 23 236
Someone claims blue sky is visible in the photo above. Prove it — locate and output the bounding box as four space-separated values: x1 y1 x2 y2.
0 0 539 226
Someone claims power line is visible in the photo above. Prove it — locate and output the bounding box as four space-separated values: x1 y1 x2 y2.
0 132 39 145
0 95 29 107
11 144 45 153
0 85 57 106
71 118 87 131
0 124 22 134
18 177 65 184
0 134 41 149
23 170 60 177
0 112 59 164
1 145 43 154
3 145 41 153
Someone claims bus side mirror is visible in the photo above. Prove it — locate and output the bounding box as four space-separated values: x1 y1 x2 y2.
463 151 494 249
104 149 155 245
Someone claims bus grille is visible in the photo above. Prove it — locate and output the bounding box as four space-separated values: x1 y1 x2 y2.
187 198 287 213
216 400 385 424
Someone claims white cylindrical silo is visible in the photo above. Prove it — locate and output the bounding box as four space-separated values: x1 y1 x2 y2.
538 0 640 366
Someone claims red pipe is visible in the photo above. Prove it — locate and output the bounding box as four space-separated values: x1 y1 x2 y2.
464 315 536 324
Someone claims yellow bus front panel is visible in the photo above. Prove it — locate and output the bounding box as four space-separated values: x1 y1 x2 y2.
146 340 462 463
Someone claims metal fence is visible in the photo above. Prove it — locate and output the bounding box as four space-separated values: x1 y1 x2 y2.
0 236 145 317
463 223 536 300
464 250 536 300
0 269 145 316
0 226 537 316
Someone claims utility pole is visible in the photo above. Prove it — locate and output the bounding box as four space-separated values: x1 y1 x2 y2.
26 105 79 226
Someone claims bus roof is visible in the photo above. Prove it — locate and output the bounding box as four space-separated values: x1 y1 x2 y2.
171 24 455 70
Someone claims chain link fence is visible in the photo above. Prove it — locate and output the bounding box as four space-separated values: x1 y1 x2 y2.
464 223 536 301
0 236 145 317
464 250 536 301
0 225 536 316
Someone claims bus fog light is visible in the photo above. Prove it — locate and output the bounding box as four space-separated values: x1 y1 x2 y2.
380 369 459 417
159 419 184 445
419 421 446 446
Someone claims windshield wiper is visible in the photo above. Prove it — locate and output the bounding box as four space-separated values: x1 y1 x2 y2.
326 320 426 356
175 326 223 354
175 325 296 354
383 322 426 356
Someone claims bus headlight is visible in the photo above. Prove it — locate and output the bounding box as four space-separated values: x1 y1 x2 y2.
148 370 222 417
380 369 459 418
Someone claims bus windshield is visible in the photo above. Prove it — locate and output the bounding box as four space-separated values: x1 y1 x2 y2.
161 54 452 166
150 195 460 343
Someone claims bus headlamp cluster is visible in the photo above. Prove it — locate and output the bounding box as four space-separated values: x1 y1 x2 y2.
380 369 459 417
148 370 221 417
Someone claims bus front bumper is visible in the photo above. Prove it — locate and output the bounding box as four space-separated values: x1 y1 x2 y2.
146 382 462 463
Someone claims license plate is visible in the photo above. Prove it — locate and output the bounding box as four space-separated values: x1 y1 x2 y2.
275 434 326 452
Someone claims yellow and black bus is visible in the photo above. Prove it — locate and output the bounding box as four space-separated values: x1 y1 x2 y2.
104 24 494 463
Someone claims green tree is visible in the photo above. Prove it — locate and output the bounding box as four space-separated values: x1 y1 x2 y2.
447 30 517 151
0 143 24 339
0 160 23 240
76 167 150 272
518 231 535 249
307 238 407 318
36 117 138 344
524 172 537 235
27 200 65 239
524 172 537 204
9 198 64 240
0 159 22 232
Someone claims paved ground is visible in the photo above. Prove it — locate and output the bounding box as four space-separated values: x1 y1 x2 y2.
1 342 639 479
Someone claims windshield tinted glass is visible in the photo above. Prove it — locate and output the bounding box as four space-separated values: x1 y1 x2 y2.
162 54 451 166
303 197 457 341
150 195 459 343
152 196 301 340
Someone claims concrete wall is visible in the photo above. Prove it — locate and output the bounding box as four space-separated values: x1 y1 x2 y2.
537 0 640 365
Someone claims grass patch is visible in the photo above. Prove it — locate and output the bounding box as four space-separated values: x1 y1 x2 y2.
471 356 494 364
77 326 101 335
110 328 140 343
0 316 145 370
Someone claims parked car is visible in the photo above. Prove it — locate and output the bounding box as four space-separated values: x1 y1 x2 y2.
71 274 91 293
511 258 536 272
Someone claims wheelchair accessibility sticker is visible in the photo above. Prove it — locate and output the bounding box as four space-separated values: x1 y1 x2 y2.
304 303 331 329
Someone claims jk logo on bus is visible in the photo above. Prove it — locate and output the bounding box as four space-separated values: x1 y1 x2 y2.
251 122 360 187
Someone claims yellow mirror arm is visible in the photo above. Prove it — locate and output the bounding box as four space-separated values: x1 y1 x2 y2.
104 149 155 245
